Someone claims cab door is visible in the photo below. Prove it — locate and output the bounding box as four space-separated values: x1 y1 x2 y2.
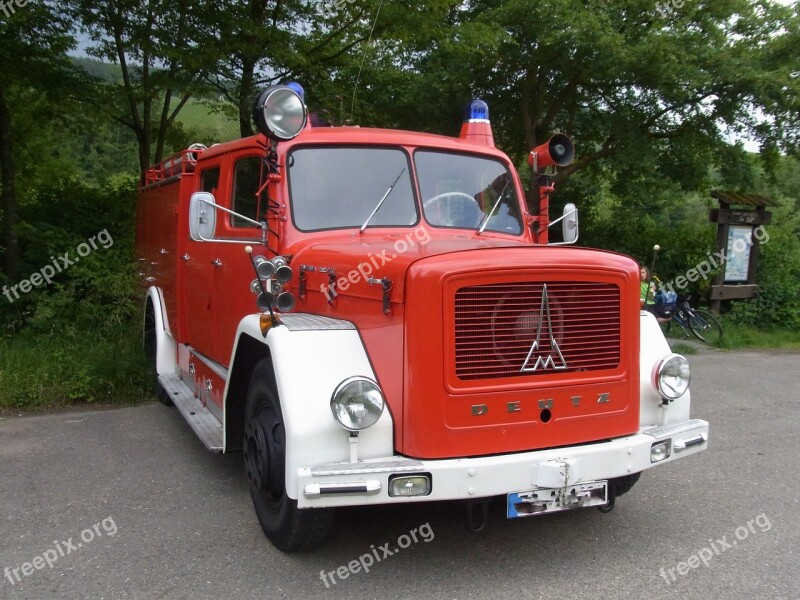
181 160 227 360
211 153 268 364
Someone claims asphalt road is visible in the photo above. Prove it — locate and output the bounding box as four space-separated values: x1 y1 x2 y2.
1 350 798 600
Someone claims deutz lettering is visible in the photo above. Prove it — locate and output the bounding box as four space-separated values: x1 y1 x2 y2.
470 393 612 416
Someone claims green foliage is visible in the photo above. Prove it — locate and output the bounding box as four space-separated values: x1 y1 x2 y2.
3 175 139 335
173 99 240 145
0 176 147 409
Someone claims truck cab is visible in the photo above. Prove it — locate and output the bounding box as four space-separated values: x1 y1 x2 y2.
136 85 709 552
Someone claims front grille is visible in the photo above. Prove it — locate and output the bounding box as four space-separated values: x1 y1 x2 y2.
454 281 620 380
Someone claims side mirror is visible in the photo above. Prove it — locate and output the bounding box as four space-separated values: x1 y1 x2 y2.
189 192 217 241
547 202 579 245
562 203 579 244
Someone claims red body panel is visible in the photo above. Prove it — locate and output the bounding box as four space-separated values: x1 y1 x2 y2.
136 176 190 337
403 247 640 458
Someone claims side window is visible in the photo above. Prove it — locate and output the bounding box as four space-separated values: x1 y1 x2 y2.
200 167 220 196
231 156 262 228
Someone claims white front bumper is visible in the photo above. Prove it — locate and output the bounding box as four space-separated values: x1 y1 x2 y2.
296 418 708 508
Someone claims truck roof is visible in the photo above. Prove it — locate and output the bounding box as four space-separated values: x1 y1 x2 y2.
198 125 510 162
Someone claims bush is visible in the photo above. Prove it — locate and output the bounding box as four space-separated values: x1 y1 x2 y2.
727 205 800 331
0 175 150 409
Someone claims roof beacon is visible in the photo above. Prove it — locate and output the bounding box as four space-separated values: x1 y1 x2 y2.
458 99 495 147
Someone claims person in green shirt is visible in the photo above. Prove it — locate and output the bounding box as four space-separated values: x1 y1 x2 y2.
640 264 673 323
640 265 656 308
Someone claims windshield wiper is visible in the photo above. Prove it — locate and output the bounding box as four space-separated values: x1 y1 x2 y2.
476 178 511 235
360 168 406 233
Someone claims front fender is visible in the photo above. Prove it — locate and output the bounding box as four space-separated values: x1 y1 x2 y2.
639 310 691 427
145 286 177 377
227 314 395 500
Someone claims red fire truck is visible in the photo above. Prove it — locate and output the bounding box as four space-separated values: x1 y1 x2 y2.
136 84 709 552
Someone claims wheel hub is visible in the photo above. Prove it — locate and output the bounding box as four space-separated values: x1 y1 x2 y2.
244 408 284 498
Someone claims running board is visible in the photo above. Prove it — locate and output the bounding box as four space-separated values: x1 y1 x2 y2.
159 374 223 452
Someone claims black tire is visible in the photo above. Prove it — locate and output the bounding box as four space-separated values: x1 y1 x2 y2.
144 303 172 406
611 472 641 497
243 358 334 552
599 473 640 513
689 308 723 345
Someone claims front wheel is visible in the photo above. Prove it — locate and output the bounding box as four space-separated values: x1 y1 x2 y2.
689 308 723 345
243 358 334 552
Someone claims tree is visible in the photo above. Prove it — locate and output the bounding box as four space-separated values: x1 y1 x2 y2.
0 3 78 281
342 0 798 182
207 0 393 138
70 0 220 172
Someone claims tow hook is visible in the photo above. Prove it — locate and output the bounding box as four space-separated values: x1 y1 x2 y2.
465 499 491 532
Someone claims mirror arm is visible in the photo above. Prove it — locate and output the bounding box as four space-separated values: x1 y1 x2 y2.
547 208 577 230
199 198 266 230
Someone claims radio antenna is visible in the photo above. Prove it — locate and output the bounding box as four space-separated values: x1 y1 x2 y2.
349 0 384 123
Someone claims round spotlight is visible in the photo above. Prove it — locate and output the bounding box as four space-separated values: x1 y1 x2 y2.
654 354 691 399
330 377 385 431
252 85 308 142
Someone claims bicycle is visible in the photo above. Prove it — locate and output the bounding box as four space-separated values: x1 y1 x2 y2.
644 245 724 346
658 295 724 345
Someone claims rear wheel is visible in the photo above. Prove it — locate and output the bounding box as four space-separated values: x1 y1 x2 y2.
243 358 334 552
689 309 723 345
611 472 641 497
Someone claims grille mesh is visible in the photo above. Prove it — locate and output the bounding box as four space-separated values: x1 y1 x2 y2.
454 282 620 380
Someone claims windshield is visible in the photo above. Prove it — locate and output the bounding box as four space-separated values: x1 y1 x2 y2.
288 147 417 231
415 150 522 234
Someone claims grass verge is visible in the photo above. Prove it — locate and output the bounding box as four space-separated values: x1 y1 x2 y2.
0 326 151 412
668 342 698 355
716 323 800 350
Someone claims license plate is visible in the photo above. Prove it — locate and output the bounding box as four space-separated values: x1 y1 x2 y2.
507 480 608 518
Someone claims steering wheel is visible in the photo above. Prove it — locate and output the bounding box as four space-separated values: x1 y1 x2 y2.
423 192 482 227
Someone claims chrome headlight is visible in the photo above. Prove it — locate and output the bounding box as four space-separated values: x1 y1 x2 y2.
654 353 691 399
330 377 385 431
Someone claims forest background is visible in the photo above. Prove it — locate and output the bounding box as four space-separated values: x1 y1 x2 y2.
0 0 798 409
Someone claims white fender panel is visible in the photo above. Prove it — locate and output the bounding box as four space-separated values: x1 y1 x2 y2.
230 315 395 500
146 287 178 377
639 311 691 427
